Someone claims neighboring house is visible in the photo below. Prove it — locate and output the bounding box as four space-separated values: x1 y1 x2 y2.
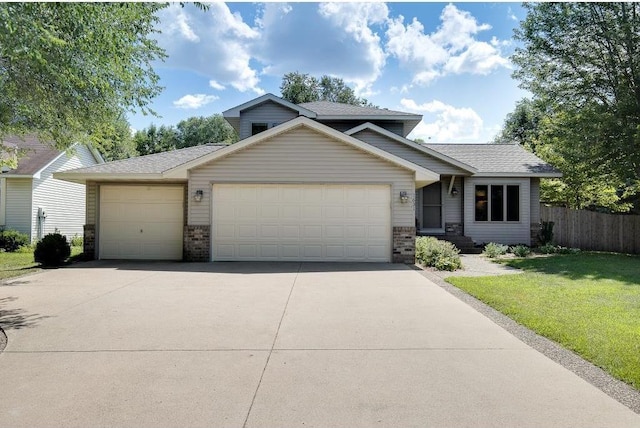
1 135 104 242
55 93 560 263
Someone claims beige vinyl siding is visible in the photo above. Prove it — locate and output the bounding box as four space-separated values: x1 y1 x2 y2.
5 178 33 238
443 176 463 223
239 101 299 139
464 177 531 245
189 127 415 227
352 129 468 176
31 145 98 240
321 121 404 136
530 178 540 223
86 182 98 224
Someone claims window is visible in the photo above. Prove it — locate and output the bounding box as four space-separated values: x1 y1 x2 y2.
251 123 268 136
475 184 520 222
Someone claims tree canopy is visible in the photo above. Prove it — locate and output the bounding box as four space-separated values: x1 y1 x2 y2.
0 3 166 154
280 72 374 106
134 114 238 156
504 2 640 213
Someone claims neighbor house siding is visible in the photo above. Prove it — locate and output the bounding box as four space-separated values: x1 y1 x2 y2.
5 178 33 238
239 101 299 140
321 121 404 136
188 127 415 227
530 178 540 223
352 129 469 176
31 145 97 240
463 177 531 245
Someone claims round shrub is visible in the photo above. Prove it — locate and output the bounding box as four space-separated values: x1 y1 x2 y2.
34 233 71 266
415 236 462 271
510 244 531 258
0 229 30 252
483 242 509 258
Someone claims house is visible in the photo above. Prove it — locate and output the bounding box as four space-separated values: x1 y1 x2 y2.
1 135 104 242
55 93 560 263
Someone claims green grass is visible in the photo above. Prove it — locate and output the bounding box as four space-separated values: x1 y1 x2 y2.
0 246 84 280
448 253 640 390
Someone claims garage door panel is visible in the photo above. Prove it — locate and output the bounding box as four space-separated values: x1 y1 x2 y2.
212 184 391 262
99 185 183 260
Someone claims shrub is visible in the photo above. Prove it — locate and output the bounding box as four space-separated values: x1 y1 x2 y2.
483 242 509 258
556 246 581 254
70 234 83 247
0 229 30 252
538 243 557 254
539 221 554 245
415 236 462 271
16 245 34 253
34 233 71 266
511 244 531 257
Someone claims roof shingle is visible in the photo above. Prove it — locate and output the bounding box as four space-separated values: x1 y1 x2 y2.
299 101 420 118
2 135 61 175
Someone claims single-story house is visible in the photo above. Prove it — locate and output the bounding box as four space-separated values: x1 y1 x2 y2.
1 135 104 242
55 93 561 263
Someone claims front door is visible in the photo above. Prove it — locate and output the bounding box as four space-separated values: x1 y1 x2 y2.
422 182 442 229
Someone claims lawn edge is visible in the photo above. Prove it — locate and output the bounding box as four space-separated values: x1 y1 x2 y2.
415 265 640 415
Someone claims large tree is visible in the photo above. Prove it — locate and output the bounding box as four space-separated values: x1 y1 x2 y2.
280 72 374 107
0 3 165 154
511 2 640 212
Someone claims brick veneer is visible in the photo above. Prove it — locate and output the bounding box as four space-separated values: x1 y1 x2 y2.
392 226 416 263
445 222 464 236
184 225 210 261
83 224 96 260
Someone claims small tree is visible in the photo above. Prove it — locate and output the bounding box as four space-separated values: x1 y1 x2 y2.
34 233 71 267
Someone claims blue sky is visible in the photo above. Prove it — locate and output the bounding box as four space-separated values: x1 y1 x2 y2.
129 2 529 143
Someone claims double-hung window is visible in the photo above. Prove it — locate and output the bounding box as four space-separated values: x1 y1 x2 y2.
475 184 520 222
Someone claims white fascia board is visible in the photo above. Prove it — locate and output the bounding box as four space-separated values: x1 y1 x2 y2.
472 172 563 178
345 122 477 173
53 172 168 184
164 116 439 182
222 93 317 118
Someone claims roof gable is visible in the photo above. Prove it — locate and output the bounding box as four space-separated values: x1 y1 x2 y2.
345 123 476 174
223 93 316 119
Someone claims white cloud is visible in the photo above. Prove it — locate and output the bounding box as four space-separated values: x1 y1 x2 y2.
255 2 388 96
157 3 263 94
386 4 510 85
508 7 518 21
402 98 483 142
209 80 226 91
173 94 219 109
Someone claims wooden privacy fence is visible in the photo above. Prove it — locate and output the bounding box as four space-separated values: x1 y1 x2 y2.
540 205 640 254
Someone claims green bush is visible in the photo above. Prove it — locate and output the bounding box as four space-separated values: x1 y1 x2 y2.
16 244 34 253
539 221 554 245
556 246 581 254
70 234 83 247
415 236 462 271
510 244 531 257
483 242 509 258
34 233 71 266
538 243 557 254
0 229 30 252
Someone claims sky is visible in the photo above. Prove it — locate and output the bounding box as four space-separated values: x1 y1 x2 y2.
128 2 530 144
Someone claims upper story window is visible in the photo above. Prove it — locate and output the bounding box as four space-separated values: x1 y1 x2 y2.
475 184 520 222
251 123 269 136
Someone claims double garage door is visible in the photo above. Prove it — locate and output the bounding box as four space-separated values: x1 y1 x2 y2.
212 184 391 262
99 184 391 262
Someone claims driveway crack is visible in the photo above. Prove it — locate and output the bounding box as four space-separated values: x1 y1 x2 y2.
242 262 300 428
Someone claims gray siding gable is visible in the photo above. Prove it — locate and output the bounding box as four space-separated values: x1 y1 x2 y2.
351 129 469 176
239 100 299 140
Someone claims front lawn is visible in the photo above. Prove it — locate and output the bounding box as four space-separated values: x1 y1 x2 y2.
0 246 83 281
447 253 640 390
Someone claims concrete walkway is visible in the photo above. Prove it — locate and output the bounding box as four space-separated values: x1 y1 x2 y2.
0 261 638 427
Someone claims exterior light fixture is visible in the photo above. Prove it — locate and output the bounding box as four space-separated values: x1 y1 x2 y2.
194 189 204 202
451 187 459 197
399 191 409 203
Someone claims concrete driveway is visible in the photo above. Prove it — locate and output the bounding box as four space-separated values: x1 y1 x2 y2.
0 261 638 428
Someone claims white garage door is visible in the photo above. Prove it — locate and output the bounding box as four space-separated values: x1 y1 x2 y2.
212 184 391 262
99 185 183 260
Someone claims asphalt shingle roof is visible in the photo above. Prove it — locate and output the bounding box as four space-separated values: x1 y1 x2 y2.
299 101 420 118
66 144 226 175
2 135 61 175
424 143 560 175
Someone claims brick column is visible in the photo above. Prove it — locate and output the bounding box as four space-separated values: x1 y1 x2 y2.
83 224 96 260
184 225 210 262
392 226 416 263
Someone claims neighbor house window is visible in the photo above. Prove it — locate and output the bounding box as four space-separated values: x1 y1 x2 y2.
251 123 269 135
475 185 519 222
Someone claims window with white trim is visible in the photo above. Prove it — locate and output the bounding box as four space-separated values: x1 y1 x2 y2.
475 184 519 222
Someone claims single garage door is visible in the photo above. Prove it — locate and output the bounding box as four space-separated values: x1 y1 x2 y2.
99 185 184 260
212 183 391 262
